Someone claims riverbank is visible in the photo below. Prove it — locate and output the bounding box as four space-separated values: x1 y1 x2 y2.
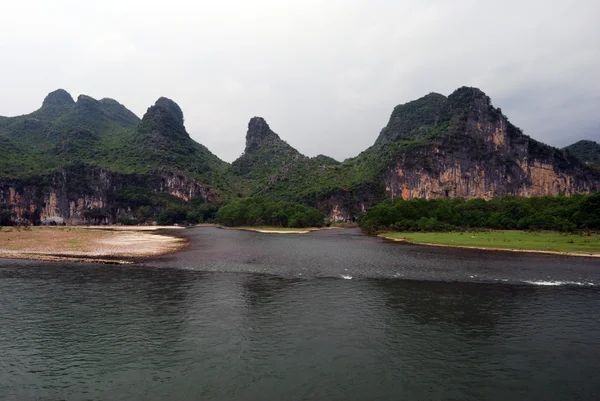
223 226 327 234
0 226 187 264
379 230 600 257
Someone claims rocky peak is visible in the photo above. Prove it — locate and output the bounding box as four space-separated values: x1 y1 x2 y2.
312 154 340 165
154 97 184 125
76 94 100 109
245 117 280 152
446 86 495 117
42 89 75 108
99 98 140 127
138 98 189 142
376 92 448 144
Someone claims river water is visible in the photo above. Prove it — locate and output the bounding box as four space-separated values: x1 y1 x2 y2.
0 227 599 400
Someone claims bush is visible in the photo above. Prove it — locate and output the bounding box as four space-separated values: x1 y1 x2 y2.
216 197 324 228
157 206 188 225
117 216 138 226
358 193 600 233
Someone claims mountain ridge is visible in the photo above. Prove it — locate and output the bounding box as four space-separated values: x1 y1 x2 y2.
1 87 599 224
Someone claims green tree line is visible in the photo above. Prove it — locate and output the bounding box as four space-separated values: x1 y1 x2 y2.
216 197 324 228
358 194 600 233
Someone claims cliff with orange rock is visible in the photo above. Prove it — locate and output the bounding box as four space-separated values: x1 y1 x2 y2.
1 86 599 225
0 164 217 224
380 88 599 203
0 91 227 225
247 87 599 221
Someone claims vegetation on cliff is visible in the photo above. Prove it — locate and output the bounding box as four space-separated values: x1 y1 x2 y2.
1 87 599 226
0 90 230 195
234 87 599 210
564 140 600 170
358 193 600 233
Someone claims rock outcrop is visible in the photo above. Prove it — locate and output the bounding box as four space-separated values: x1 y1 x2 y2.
2 86 599 225
248 87 600 221
381 87 600 201
0 90 226 224
41 89 75 108
231 117 305 181
0 164 218 225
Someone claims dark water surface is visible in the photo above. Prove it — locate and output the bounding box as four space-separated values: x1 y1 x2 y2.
1 227 599 400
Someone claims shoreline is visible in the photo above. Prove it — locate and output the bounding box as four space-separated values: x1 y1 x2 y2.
220 226 329 234
0 226 188 264
380 234 600 258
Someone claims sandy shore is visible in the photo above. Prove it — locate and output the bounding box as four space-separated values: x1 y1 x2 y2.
0 226 187 264
223 226 329 234
381 236 600 258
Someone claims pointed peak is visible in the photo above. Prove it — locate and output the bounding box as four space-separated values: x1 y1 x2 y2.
76 94 98 103
154 97 184 124
42 89 75 108
139 98 188 141
312 154 340 165
248 116 271 133
99 98 120 106
448 86 490 104
245 117 279 151
74 95 102 113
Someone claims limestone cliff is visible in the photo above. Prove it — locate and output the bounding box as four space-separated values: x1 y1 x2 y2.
0 91 227 224
0 164 218 225
252 87 600 221
1 87 599 225
381 87 600 201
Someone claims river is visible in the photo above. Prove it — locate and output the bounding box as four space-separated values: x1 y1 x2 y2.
0 227 598 400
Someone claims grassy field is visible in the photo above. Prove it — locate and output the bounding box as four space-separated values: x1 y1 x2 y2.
379 230 600 255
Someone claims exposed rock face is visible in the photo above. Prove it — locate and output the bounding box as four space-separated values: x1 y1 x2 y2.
2 86 599 225
154 97 184 125
245 117 280 151
0 165 217 225
0 90 227 225
316 187 383 222
381 87 600 201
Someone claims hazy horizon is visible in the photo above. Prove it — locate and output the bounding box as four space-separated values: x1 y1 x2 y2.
1 0 599 162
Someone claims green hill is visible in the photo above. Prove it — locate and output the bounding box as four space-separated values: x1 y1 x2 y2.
1 86 599 224
564 140 600 171
0 90 229 192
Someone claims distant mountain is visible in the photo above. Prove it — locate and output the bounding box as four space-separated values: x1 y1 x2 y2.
0 89 140 178
231 117 305 181
241 87 600 220
1 87 599 224
564 140 600 169
230 117 340 197
0 90 229 224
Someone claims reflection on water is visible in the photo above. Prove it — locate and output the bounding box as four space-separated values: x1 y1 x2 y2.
0 228 599 400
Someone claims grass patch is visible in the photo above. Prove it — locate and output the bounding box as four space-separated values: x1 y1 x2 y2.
380 230 600 255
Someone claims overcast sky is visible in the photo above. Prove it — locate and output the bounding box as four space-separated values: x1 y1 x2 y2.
1 0 599 162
